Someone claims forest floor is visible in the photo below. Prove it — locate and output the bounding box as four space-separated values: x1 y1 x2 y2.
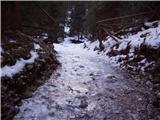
14 40 151 120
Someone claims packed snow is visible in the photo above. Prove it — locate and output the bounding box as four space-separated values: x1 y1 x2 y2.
1 50 39 78
14 38 148 120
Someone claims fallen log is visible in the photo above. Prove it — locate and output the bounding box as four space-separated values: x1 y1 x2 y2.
96 11 151 24
113 22 144 36
102 28 120 42
16 31 54 56
34 3 55 23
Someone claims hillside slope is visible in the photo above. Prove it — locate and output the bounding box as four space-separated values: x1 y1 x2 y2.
84 20 160 119
1 31 60 120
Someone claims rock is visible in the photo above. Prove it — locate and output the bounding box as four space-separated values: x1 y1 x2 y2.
74 108 80 112
94 46 99 51
79 65 84 68
26 64 34 70
38 58 46 63
48 111 55 117
153 99 160 108
146 80 153 89
75 56 80 58
26 54 31 59
105 74 116 79
85 92 88 94
89 73 94 76
138 98 143 101
22 90 32 98
156 92 160 99
56 73 61 77
70 39 84 44
70 115 75 119
79 100 88 109
135 78 141 83
83 43 87 48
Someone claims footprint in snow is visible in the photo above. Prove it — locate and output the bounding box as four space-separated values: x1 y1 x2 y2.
104 74 116 79
104 74 117 83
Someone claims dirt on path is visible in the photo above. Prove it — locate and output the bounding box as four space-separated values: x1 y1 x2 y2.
14 41 149 120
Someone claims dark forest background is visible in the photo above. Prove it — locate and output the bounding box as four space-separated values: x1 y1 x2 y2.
2 1 160 42
1 2 160 120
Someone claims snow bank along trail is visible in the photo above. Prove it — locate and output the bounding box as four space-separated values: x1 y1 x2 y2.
14 41 149 120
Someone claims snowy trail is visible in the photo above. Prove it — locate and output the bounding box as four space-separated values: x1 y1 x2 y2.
14 41 148 120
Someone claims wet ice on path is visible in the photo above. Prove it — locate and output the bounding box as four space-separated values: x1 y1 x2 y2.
14 41 148 120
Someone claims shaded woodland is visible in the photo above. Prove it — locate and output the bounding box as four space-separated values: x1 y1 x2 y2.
1 1 160 120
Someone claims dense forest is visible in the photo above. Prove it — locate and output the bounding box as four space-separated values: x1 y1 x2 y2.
1 1 160 120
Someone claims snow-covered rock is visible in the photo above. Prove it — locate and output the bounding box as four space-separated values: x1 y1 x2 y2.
34 43 41 50
1 50 39 78
0 46 4 53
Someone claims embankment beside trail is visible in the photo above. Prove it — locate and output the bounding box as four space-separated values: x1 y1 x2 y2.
1 31 60 120
84 20 160 119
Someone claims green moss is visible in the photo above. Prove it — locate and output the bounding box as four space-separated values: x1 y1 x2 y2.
1 32 33 67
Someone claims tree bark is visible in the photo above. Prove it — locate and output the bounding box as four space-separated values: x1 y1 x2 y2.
98 29 105 51
22 25 54 31
35 3 55 23
14 2 22 31
96 11 151 24
78 32 80 41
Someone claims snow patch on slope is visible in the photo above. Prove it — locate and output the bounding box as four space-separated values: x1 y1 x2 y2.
34 43 41 50
1 50 39 78
83 20 160 71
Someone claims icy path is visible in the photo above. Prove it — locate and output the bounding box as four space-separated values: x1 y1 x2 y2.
14 42 148 120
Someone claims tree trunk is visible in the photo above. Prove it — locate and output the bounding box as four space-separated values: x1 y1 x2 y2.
98 29 104 51
78 32 80 41
14 2 22 31
2 2 22 31
80 34 83 39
